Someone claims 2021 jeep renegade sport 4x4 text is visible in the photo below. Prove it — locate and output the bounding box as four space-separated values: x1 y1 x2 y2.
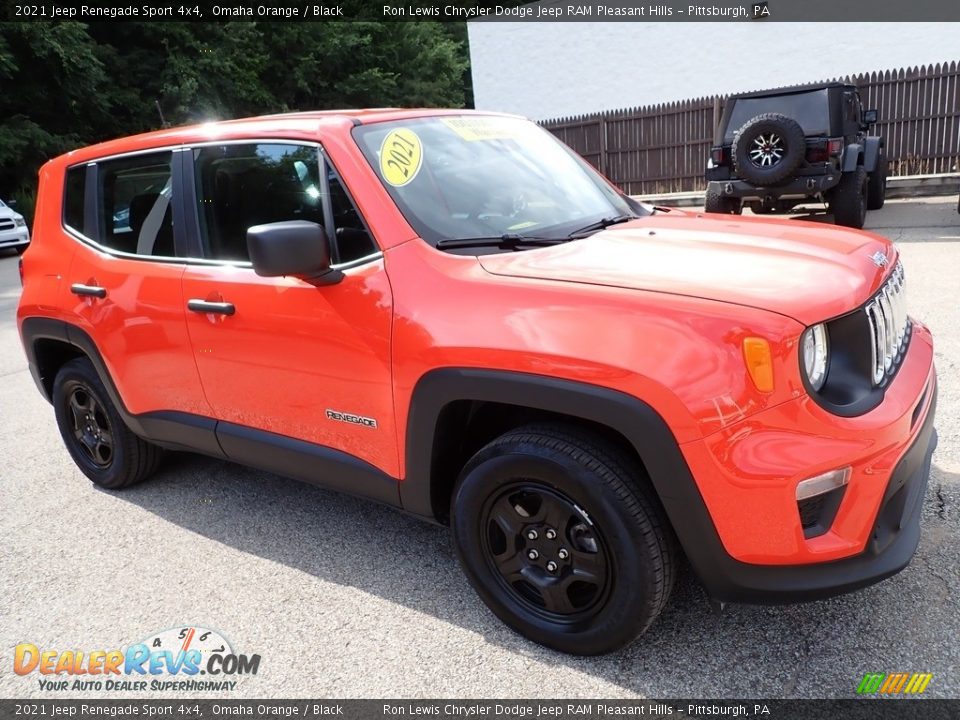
18 111 937 655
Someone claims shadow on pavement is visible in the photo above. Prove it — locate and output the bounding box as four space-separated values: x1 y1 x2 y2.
109 450 959 697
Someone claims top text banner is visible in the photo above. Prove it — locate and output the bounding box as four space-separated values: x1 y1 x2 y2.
5 0 960 21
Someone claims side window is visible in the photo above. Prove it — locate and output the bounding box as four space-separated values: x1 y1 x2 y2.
194 143 324 261
63 166 86 233
97 151 175 256
327 170 377 263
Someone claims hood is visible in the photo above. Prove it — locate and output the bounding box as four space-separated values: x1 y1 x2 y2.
478 213 895 325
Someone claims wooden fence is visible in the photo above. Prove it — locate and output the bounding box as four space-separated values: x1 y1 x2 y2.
541 61 960 195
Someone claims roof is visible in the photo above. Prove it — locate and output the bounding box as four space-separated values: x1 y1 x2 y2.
729 81 858 100
54 108 520 167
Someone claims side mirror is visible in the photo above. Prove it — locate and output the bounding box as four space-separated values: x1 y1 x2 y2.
247 220 342 285
863 109 878 125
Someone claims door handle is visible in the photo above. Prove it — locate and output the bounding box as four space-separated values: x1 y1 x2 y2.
187 299 235 316
71 283 107 299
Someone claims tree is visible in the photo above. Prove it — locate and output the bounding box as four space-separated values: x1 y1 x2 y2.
0 21 470 218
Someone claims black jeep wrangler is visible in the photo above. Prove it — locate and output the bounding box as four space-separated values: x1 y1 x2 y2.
704 82 887 228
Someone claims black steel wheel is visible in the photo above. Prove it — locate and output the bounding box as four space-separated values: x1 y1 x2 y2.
53 357 163 489
452 423 676 655
64 382 114 468
481 483 612 620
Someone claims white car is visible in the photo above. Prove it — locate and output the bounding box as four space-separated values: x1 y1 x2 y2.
0 199 30 254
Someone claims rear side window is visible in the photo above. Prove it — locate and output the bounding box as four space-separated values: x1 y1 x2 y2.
97 151 175 256
63 166 86 232
193 143 325 262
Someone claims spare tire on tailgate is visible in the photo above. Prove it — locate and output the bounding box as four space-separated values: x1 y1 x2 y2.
732 113 806 186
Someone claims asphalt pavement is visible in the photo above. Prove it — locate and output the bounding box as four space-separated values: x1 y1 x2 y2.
1 197 958 699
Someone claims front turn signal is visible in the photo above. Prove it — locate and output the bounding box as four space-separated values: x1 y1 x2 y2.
743 337 774 393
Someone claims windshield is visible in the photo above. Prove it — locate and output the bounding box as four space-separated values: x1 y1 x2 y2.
352 115 637 247
723 89 830 143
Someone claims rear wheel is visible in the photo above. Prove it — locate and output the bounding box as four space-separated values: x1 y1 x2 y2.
53 357 163 489
867 151 888 210
451 423 676 655
704 184 742 215
830 166 868 229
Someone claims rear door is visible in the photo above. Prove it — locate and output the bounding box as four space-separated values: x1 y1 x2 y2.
63 149 211 419
178 141 398 477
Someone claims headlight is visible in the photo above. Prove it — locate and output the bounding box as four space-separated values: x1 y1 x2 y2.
14 218 26 227
801 324 829 391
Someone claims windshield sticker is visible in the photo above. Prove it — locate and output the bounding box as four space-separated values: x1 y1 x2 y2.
507 220 539 230
379 128 423 187
441 117 518 142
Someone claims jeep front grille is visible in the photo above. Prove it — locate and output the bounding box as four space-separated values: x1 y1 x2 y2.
0 219 14 231
865 262 909 386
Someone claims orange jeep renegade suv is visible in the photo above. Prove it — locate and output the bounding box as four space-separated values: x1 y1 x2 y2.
18 110 937 655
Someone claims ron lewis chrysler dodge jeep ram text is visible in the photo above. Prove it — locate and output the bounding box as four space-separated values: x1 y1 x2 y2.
18 110 938 655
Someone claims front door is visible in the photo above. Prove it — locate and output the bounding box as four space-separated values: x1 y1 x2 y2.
179 141 398 478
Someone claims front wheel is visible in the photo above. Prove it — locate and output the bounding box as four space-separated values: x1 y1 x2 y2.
451 424 676 655
53 357 163 489
15 244 28 255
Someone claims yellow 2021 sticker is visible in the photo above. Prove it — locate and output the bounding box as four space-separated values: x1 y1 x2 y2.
379 128 423 187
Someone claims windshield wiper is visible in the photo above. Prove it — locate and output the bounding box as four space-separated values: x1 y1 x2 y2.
436 233 566 250
567 214 637 239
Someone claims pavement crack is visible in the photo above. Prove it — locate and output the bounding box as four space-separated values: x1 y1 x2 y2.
935 484 947 520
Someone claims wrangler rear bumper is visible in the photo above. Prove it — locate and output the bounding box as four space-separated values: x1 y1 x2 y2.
708 173 840 201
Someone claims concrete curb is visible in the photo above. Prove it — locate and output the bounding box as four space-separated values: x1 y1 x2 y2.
636 173 960 207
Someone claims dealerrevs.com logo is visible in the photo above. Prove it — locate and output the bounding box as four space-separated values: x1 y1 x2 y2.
14 626 260 692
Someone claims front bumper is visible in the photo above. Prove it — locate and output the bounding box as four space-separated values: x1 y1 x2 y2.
693 387 936 603
671 322 937 603
0 227 30 248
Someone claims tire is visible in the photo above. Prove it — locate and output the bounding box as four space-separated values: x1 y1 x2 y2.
830 166 868 229
732 113 806 186
15 244 28 255
451 423 676 655
867 151 887 210
704 184 742 215
53 357 163 489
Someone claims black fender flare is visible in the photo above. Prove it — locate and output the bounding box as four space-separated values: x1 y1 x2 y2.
403 368 698 518
19 317 223 456
862 136 884 173
842 143 864 172
401 368 724 570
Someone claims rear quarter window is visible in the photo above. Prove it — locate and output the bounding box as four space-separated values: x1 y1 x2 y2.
64 166 86 232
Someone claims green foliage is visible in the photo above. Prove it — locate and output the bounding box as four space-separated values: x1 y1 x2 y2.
0 21 471 216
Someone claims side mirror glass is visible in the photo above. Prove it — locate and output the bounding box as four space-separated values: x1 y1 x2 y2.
247 220 342 284
863 109 878 125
